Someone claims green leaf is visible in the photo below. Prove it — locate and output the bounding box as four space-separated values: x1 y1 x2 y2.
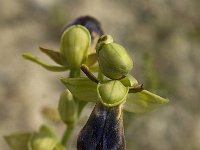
39 46 63 65
4 132 32 150
22 53 69 72
29 125 58 150
123 90 169 113
86 53 97 67
60 78 98 102
97 80 129 107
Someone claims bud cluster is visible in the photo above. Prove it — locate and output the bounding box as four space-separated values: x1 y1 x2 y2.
16 16 169 150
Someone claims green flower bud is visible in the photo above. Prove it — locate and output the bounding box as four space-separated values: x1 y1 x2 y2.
31 136 56 150
58 89 78 124
96 35 133 79
60 25 91 69
97 80 129 107
29 126 57 150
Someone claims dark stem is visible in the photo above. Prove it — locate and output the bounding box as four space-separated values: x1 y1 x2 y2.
128 84 144 93
118 75 126 80
81 64 99 83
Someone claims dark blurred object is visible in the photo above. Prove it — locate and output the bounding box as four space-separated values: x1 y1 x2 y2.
77 103 125 150
63 16 104 40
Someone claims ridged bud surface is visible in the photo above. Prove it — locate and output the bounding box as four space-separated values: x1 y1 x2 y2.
96 35 133 79
60 25 91 69
97 80 128 107
58 90 77 124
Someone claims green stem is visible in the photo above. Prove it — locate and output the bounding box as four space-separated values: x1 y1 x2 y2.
61 123 75 146
60 69 81 147
69 69 80 78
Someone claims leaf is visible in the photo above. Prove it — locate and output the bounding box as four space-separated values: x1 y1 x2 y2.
86 53 97 67
123 90 169 113
4 132 32 150
97 80 129 107
39 46 63 65
22 53 69 72
60 78 98 102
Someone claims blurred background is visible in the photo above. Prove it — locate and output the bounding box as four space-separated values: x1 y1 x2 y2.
0 0 200 150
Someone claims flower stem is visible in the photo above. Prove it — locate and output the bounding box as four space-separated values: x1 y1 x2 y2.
69 69 80 78
80 64 99 83
61 123 75 146
61 69 80 148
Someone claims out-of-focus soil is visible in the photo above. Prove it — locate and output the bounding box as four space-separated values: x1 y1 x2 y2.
0 0 200 150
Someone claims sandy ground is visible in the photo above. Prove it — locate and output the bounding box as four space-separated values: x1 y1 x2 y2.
0 0 200 150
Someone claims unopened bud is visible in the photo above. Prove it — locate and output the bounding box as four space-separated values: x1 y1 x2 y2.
58 89 78 124
96 35 133 79
60 25 91 69
97 80 129 107
29 126 57 150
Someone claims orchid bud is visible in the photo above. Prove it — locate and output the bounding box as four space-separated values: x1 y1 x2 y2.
96 35 133 79
97 80 129 107
60 25 91 69
29 126 57 150
58 89 78 124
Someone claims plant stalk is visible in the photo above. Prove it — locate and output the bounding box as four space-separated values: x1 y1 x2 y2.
61 69 80 147
61 123 75 146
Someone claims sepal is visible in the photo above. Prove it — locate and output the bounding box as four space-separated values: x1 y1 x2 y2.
60 78 98 102
85 53 97 67
120 74 138 87
22 53 68 72
123 90 169 113
39 46 63 65
4 132 32 150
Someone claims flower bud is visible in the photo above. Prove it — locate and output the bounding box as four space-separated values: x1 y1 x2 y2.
29 126 57 150
97 80 129 107
58 89 78 124
60 25 91 69
96 35 133 79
